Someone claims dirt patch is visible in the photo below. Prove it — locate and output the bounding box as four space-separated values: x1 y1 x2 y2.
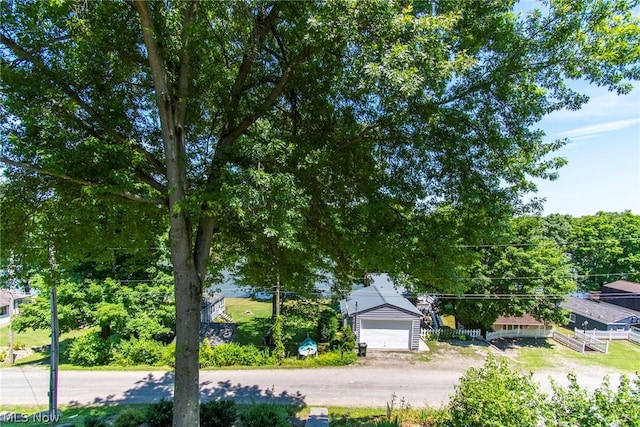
352 339 493 370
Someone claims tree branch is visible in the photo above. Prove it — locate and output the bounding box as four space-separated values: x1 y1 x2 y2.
0 33 167 179
221 45 312 147
0 156 168 206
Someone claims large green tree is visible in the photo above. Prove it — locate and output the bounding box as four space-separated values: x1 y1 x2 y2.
568 211 640 290
2 1 639 425
447 215 575 332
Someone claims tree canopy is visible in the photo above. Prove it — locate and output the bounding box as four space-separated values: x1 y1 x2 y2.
2 1 639 425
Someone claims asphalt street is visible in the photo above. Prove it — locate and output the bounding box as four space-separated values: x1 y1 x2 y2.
0 363 622 408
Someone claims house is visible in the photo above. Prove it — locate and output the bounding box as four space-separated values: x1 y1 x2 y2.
561 296 640 331
199 291 236 346
492 314 552 333
340 273 423 351
599 280 640 311
200 291 227 323
0 291 30 327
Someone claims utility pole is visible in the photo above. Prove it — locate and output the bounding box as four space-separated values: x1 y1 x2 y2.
6 252 15 365
48 245 59 422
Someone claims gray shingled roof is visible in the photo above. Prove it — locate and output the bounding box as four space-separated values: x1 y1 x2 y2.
561 296 640 324
340 273 422 317
0 291 30 307
602 280 640 294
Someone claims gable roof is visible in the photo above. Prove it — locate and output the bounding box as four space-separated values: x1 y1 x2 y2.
340 273 422 317
493 314 547 326
602 280 640 294
0 291 30 307
561 296 640 324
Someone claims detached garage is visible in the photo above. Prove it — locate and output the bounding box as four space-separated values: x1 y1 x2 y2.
340 274 423 351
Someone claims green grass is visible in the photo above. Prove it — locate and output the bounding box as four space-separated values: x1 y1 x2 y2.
225 297 274 347
0 325 86 349
512 336 640 373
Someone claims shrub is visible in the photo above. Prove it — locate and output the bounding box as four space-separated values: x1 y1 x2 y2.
145 398 174 427
0 349 6 363
200 342 268 367
162 343 176 367
113 338 166 366
113 408 146 427
239 403 290 427
200 399 237 427
83 415 108 427
318 309 339 342
68 332 117 366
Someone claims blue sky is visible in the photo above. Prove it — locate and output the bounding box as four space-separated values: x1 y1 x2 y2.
513 0 640 217
530 81 640 217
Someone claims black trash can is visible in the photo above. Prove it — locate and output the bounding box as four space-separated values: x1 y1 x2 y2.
358 342 367 357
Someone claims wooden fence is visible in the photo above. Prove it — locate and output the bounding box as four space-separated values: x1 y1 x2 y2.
628 328 640 345
486 328 554 341
421 328 482 339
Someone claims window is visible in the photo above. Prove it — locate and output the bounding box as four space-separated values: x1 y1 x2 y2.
569 313 576 323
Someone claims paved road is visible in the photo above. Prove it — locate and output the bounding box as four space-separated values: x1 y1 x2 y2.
0 364 622 408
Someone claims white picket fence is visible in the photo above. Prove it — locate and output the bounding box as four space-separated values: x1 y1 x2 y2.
486 328 554 341
573 330 609 353
421 328 482 339
553 331 586 353
574 328 629 340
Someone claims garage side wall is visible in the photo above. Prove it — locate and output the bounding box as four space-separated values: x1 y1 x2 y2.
354 306 421 351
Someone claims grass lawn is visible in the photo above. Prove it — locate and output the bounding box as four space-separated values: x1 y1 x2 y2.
512 335 640 373
225 297 273 347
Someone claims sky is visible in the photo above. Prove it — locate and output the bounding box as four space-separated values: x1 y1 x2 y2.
529 79 640 217
513 0 640 218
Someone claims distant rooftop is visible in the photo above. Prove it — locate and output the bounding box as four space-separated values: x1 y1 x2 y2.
561 296 640 324
602 280 640 294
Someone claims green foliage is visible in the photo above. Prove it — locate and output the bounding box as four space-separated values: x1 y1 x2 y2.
199 399 237 427
272 315 286 361
568 212 640 290
447 356 546 427
67 332 117 366
547 373 640 427
199 341 267 368
113 338 166 366
318 308 339 342
338 325 356 352
448 216 575 331
144 399 173 427
113 408 146 427
281 349 357 367
238 403 290 427
13 276 174 340
83 416 108 427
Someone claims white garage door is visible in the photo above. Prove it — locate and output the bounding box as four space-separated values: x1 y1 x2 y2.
360 319 412 349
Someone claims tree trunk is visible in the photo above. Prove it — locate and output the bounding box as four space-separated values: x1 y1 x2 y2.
172 262 202 427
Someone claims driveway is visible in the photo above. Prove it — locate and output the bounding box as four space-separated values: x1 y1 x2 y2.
0 346 624 409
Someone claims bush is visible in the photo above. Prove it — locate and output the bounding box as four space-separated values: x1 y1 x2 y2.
83 415 108 427
145 398 174 427
318 309 339 342
200 399 237 427
113 338 166 366
200 342 268 367
239 403 290 427
68 332 117 366
162 343 176 367
113 408 146 427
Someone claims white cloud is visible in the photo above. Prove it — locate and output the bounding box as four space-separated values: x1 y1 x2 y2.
556 117 640 140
